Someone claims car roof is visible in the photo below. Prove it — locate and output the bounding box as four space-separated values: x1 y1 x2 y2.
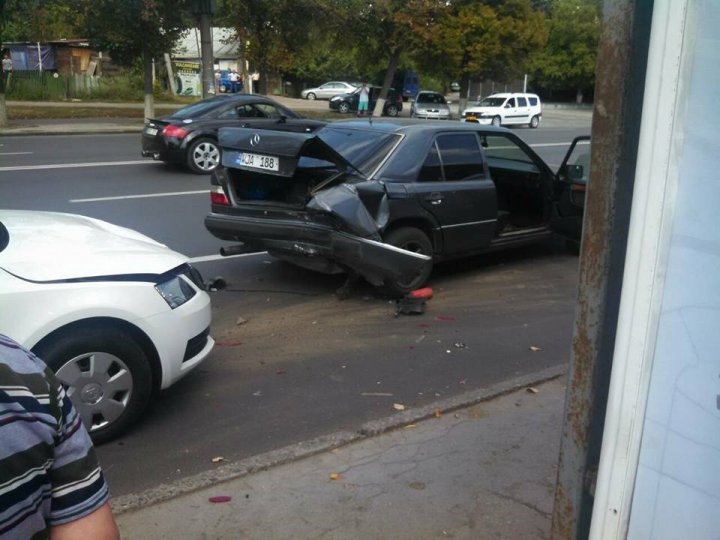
329 120 509 136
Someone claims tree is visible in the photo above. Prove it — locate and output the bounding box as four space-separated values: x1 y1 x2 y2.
417 0 548 110
530 0 601 103
81 0 191 118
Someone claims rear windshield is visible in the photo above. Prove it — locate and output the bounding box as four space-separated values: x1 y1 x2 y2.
171 97 227 118
316 127 401 176
417 93 446 104
479 97 506 107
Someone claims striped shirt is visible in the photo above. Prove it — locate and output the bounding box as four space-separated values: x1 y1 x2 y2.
0 335 109 539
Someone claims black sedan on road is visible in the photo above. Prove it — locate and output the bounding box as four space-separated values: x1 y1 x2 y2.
141 94 324 174
328 86 404 117
205 122 589 295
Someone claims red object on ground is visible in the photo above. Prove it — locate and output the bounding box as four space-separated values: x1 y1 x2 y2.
436 315 457 321
216 341 243 347
417 323 430 328
409 287 434 300
209 496 232 503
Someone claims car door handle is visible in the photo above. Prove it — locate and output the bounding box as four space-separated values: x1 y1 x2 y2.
425 192 444 204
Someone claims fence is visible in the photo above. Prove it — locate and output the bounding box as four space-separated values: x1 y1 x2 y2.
5 71 145 101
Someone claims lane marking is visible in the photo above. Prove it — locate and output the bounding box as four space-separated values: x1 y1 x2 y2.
0 160 151 172
0 152 34 156
189 252 268 263
70 190 208 203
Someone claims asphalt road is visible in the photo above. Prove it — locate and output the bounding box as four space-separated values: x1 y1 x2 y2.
0 119 590 497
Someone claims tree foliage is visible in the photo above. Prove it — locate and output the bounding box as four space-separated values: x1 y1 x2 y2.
530 0 601 93
2 0 82 43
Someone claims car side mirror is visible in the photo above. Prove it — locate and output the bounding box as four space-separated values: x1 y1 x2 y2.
505 103 512 108
567 164 585 182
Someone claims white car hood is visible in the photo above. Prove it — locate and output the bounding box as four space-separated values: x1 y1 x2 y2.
463 106 498 115
0 210 187 282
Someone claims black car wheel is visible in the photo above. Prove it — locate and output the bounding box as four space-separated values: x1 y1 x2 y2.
381 227 433 297
306 92 317 100
34 325 154 444
187 137 221 174
385 104 399 117
492 115 502 127
338 101 351 114
529 115 540 128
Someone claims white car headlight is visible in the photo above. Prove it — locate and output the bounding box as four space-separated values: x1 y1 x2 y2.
155 275 196 309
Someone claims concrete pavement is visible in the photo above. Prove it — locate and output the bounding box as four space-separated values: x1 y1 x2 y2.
113 371 567 540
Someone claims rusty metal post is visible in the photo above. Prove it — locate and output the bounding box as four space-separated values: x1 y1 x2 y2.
550 1 654 538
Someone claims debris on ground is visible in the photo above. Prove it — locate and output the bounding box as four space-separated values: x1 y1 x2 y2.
275 369 287 375
236 316 249 326
361 392 394 397
208 496 232 503
526 387 539 394
393 403 406 411
418 323 430 328
453 342 467 349
415 335 426 344
216 341 243 347
211 456 225 463
529 346 542 352
434 410 442 418
252 390 263 397
329 473 342 481
436 315 457 321
409 287 433 300
395 297 426 316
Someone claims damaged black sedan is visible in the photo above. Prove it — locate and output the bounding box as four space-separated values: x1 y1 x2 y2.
204 122 587 295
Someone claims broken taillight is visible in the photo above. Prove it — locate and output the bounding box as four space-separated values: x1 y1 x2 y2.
162 124 189 139
210 185 230 206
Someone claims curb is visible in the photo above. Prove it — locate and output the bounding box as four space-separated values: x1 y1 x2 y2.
110 364 567 515
0 127 144 137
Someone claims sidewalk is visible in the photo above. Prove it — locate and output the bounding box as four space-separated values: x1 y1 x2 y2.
113 374 566 540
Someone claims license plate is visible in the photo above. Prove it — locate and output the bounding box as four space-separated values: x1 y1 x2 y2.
466 115 477 121
145 127 158 136
237 152 279 172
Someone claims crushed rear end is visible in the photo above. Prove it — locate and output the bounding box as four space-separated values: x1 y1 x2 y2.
204 125 430 286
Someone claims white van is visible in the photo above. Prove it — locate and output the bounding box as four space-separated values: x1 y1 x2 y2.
462 93 542 128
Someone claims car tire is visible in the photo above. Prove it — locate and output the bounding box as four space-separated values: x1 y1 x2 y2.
492 115 502 127
34 326 154 444
529 115 540 128
338 101 350 114
220 84 227 93
306 92 316 100
385 104 399 117
380 227 433 297
187 137 221 174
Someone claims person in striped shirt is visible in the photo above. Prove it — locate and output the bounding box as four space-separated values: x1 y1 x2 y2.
0 334 119 539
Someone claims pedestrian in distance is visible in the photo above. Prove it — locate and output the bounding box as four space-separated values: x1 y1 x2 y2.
357 81 369 117
1 53 12 88
0 328 120 539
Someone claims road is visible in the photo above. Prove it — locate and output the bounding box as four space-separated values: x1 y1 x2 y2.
0 118 590 497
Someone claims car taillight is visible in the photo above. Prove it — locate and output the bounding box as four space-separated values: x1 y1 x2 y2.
396 94 403 104
162 124 189 138
210 185 230 206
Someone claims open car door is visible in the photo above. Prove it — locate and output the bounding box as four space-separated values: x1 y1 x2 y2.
551 136 591 241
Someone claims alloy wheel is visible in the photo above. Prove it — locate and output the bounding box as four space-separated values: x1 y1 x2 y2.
192 142 220 171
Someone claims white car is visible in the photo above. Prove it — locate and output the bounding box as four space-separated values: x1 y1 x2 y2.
411 91 451 119
301 81 358 100
0 210 214 443
462 92 542 128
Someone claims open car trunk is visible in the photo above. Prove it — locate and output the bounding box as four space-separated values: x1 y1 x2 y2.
210 126 431 287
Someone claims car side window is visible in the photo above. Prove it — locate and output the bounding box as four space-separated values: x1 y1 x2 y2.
528 97 538 106
506 98 516 108
217 107 239 119
482 135 539 172
418 142 443 182
436 134 485 182
255 104 283 118
517 97 527 107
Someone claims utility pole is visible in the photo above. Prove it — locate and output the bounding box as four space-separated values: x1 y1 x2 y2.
192 0 216 98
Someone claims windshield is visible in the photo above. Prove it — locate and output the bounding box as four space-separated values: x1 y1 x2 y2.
479 97 506 107
171 97 227 118
316 127 401 177
417 93 446 105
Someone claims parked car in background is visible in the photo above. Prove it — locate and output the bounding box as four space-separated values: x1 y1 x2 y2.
462 93 542 128
411 91 451 119
329 86 403 116
301 81 358 100
142 94 323 174
393 70 420 102
0 210 214 443
204 122 588 296
218 69 243 93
